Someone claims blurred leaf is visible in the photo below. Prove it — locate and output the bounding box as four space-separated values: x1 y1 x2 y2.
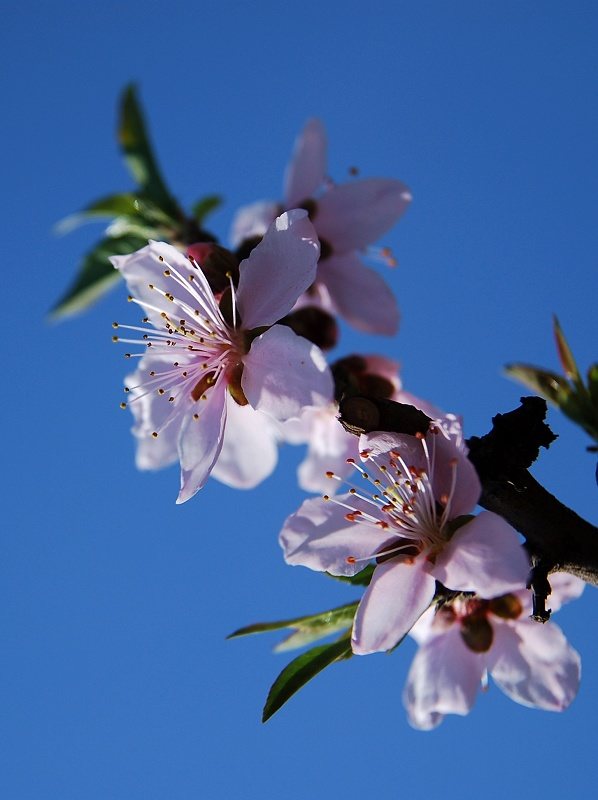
50 232 149 319
262 636 352 722
504 363 570 405
561 392 598 444
118 84 181 219
553 315 582 384
228 601 358 652
327 564 375 587
507 319 598 448
192 195 222 225
56 192 176 235
56 193 145 233
588 364 598 406
104 218 167 241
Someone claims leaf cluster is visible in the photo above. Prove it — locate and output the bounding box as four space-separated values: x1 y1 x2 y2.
51 85 221 319
506 317 598 447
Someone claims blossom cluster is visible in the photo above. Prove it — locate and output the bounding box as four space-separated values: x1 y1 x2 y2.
111 119 584 727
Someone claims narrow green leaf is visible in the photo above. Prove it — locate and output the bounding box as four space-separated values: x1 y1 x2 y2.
327 564 375 587
56 193 145 233
553 316 582 384
262 636 352 722
192 195 222 225
274 624 352 653
228 601 358 646
50 232 149 319
588 364 598 406
118 85 181 219
560 391 598 444
57 192 177 235
504 363 571 405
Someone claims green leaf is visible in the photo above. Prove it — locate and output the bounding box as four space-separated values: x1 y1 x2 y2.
56 193 145 233
228 601 358 652
553 315 582 384
50 232 149 319
504 363 571 405
560 389 598 444
326 564 375 587
56 192 176 234
192 195 222 225
262 636 352 722
588 364 598 406
118 84 181 219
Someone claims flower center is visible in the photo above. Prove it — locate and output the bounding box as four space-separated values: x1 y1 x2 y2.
433 594 523 653
113 251 246 437
323 429 460 567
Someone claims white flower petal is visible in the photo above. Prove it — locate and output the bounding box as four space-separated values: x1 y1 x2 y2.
176 376 228 504
284 118 327 207
403 625 484 730
545 572 586 612
210 398 280 489
242 325 333 421
433 512 530 597
279 494 391 577
296 408 357 494
317 253 399 335
236 210 320 329
229 200 278 248
112 241 205 329
316 178 411 253
488 619 581 711
351 559 436 654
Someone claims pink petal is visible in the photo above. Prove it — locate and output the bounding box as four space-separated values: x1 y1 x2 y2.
545 572 586 612
284 118 327 207
433 512 530 597
124 352 193 470
428 421 481 516
317 253 399 335
210 398 280 489
229 200 278 248
394 389 444 421
351 559 436 654
242 325 333 421
296 407 357 494
403 625 484 730
176 375 228 503
111 241 197 329
279 494 392 577
408 604 449 646
236 210 320 329
315 178 411 253
359 431 414 461
488 619 581 711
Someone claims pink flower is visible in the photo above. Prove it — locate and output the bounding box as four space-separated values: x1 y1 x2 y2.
112 210 333 503
283 355 443 494
403 573 584 730
230 119 412 335
280 423 530 654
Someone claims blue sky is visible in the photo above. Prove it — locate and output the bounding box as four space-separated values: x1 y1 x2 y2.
2 2 598 798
